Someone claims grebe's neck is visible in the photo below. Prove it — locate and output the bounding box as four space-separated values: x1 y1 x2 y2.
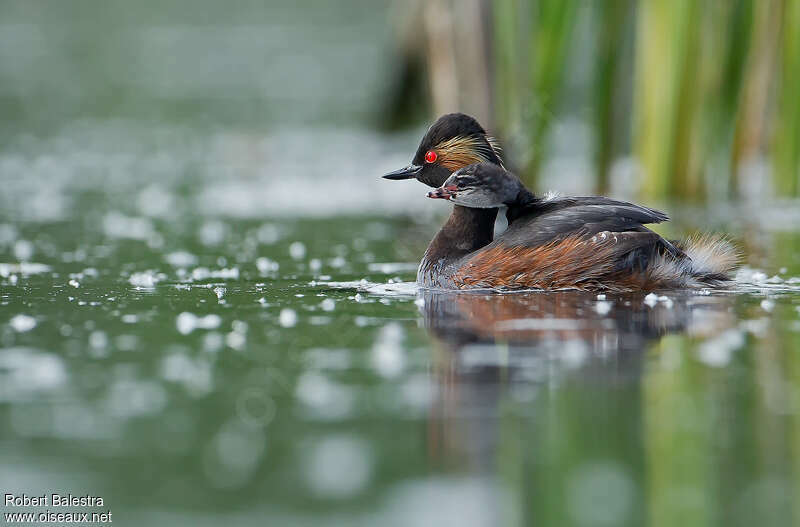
505 186 540 224
418 205 497 286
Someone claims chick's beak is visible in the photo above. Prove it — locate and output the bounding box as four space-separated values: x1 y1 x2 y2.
382 164 422 180
427 184 458 200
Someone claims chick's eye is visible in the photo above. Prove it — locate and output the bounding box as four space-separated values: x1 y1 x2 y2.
424 150 437 163
456 176 473 188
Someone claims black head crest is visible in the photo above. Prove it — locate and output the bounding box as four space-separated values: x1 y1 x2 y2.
383 113 503 188
413 113 497 166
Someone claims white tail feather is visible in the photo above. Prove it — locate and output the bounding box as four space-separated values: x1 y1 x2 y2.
647 234 739 288
682 235 740 276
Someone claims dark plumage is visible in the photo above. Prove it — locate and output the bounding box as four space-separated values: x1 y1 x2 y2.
424 162 738 291
411 113 502 170
382 113 738 291
382 113 502 187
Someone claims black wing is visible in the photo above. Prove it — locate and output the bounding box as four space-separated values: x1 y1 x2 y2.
506 196 669 226
497 196 682 261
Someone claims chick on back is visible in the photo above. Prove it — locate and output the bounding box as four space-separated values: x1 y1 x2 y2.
424 162 738 291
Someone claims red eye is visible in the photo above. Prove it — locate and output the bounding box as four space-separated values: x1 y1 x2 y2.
424 150 437 163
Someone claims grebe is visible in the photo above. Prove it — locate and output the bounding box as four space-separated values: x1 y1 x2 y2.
382 113 737 290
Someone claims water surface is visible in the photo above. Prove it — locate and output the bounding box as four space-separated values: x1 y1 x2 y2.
3 137 800 524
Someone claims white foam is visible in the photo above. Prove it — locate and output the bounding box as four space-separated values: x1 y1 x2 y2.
103 212 157 241
289 241 306 260
697 329 744 367
189 267 239 281
255 257 279 273
305 435 372 499
225 323 247 350
733 267 800 293
165 251 197 267
176 312 222 335
595 301 613 315
279 308 298 328
295 371 354 419
371 323 405 378
367 262 420 274
13 239 34 260
129 271 165 288
324 279 418 297
643 293 658 307
494 318 586 331
9 314 36 333
198 220 227 246
0 348 67 397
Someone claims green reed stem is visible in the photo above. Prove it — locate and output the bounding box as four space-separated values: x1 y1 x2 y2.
774 0 800 196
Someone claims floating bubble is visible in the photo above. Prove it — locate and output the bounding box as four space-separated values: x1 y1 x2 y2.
255 257 279 273
161 352 213 396
129 271 165 288
198 220 227 246
176 312 222 335
103 212 157 241
13 239 34 261
0 262 51 277
371 323 405 378
189 267 239 281
295 371 354 419
595 300 613 315
203 421 266 489
697 329 744 367
165 251 198 267
289 241 306 260
279 309 297 328
235 387 276 427
304 435 372 499
106 378 167 418
9 314 36 333
0 348 67 396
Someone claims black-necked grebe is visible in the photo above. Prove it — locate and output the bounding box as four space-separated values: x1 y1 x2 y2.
382 113 738 291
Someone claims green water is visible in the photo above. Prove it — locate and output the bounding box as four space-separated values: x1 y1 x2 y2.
3 152 800 524
2 1 800 526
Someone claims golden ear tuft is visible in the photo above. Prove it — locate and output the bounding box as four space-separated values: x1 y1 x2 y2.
486 136 504 168
435 135 502 172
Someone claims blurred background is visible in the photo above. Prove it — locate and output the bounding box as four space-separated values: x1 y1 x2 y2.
1 1 800 526
2 0 798 204
394 0 800 201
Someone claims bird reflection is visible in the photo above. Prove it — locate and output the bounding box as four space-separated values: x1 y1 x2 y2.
418 289 738 466
420 289 736 350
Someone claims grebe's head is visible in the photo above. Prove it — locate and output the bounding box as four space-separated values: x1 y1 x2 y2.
382 113 503 188
427 162 524 208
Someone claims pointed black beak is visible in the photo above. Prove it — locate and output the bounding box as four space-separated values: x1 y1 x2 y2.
382 164 422 180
